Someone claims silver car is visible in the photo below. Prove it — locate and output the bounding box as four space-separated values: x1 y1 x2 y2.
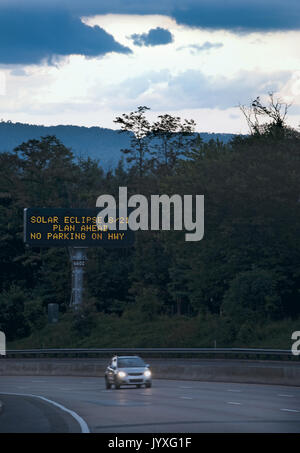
105 355 152 389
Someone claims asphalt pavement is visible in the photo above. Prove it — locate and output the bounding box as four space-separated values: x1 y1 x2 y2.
0 376 299 433
0 393 82 433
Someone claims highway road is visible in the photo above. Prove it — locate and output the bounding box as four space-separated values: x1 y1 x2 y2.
0 376 299 433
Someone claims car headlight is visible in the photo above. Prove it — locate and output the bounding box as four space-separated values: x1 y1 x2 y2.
117 371 126 378
144 370 151 378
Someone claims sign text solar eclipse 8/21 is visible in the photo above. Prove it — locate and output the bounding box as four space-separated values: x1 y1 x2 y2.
24 208 135 247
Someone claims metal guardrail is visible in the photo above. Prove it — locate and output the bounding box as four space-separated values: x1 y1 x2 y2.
2 347 298 360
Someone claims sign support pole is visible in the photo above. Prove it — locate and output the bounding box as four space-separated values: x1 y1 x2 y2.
69 247 88 310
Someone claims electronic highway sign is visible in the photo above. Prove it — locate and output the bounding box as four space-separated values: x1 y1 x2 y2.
24 208 135 248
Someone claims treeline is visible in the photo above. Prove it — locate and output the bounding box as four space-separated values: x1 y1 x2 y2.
0 120 234 170
0 99 300 346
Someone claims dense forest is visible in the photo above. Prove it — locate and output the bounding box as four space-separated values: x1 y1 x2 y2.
0 98 299 349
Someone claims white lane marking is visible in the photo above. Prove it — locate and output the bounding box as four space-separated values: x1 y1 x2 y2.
278 394 294 398
280 408 299 413
0 392 90 433
227 389 241 392
180 396 193 400
227 401 241 405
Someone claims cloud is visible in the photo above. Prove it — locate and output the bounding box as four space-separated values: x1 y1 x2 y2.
178 42 223 54
10 68 28 77
1 1 299 31
166 70 292 109
0 7 131 65
171 0 300 32
104 70 170 99
130 27 173 47
101 69 292 111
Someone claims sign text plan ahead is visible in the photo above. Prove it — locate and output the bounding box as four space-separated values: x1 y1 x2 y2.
24 208 135 247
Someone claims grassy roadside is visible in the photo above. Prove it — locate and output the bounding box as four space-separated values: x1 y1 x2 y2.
7 312 300 350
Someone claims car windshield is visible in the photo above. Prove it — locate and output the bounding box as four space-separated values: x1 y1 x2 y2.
118 357 145 368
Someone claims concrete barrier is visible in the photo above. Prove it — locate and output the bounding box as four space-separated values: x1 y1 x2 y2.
152 363 300 386
0 358 299 386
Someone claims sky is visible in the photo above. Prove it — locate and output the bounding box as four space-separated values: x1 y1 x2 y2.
0 0 299 133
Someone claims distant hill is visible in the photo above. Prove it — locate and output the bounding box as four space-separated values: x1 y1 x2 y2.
0 121 235 170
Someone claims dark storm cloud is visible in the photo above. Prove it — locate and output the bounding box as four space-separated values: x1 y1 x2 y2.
2 0 299 31
0 0 298 65
171 0 300 32
0 7 131 65
130 28 173 47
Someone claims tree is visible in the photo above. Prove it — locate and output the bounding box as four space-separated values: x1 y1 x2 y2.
0 285 30 340
114 107 198 178
150 114 196 171
13 135 77 207
239 92 292 139
221 269 283 322
168 263 190 315
184 137 228 162
114 106 152 179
